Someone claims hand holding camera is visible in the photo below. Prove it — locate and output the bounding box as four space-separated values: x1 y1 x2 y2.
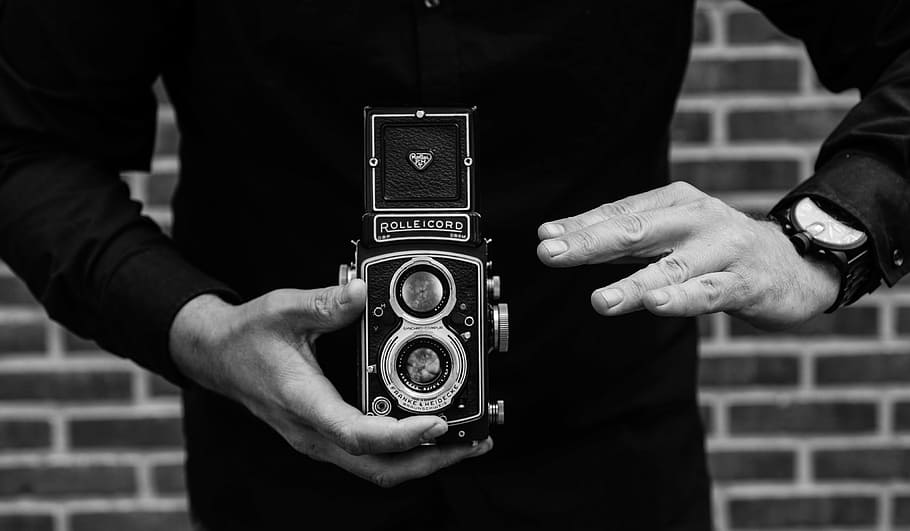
169 282 492 488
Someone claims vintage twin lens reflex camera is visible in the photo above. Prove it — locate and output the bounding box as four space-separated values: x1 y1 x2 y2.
339 107 508 443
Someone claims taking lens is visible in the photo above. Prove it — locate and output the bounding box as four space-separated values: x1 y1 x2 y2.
396 338 452 393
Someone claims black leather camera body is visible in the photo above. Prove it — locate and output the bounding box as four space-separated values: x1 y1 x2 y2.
339 107 508 443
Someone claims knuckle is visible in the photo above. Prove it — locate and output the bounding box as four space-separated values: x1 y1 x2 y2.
669 180 695 195
656 255 690 284
599 200 631 218
616 214 647 245
699 277 724 307
625 277 648 297
370 472 399 489
572 230 602 258
310 290 336 322
327 421 364 456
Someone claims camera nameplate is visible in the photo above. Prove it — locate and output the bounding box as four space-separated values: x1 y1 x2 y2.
374 213 471 243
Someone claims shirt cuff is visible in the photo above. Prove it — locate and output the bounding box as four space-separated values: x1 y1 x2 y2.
100 245 241 388
771 152 910 286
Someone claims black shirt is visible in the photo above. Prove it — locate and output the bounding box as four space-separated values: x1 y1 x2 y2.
1 1 909 529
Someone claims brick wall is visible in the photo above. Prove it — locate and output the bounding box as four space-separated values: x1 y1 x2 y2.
0 1 908 530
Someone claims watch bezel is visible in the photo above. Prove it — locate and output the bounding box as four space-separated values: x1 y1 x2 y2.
790 197 868 251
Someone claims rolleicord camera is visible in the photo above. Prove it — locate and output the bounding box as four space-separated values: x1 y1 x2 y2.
339 107 508 442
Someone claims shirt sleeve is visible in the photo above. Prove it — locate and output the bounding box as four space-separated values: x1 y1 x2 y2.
747 0 910 286
0 0 239 386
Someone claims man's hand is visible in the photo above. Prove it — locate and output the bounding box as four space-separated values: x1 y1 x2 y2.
536 182 841 330
169 280 491 487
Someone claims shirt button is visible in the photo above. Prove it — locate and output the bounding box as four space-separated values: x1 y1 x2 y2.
894 249 905 267
424 0 440 7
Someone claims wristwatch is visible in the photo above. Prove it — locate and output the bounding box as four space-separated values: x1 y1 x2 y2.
770 197 880 313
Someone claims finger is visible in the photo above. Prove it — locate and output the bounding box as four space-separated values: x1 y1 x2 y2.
287 279 367 331
537 181 703 239
537 203 698 267
330 437 494 488
641 272 745 317
288 372 448 455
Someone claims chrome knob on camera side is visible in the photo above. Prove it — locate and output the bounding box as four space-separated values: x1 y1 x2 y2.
492 303 509 352
338 263 355 286
488 400 505 425
486 275 501 302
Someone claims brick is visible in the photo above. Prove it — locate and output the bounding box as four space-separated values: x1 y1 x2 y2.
730 306 878 338
896 496 910 526
0 276 39 306
69 417 183 450
895 402 910 432
681 58 800 94
700 404 714 435
729 402 877 435
148 373 181 398
898 306 910 336
63 330 101 354
0 420 51 450
0 465 136 498
727 11 794 44
671 111 711 144
0 322 46 355
0 371 132 403
152 464 186 494
699 355 799 389
146 170 179 206
814 448 910 480
692 9 712 44
729 107 850 142
697 314 713 339
672 159 799 193
0 515 54 531
709 450 795 483
71 511 191 531
729 496 877 528
816 353 910 386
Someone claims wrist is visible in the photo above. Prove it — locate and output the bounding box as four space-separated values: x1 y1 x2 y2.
765 219 840 315
169 293 237 389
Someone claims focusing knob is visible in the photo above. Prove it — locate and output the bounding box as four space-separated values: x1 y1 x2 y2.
488 400 505 425
338 263 355 286
486 275 501 302
492 303 510 352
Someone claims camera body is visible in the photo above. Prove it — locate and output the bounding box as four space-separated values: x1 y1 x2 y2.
339 107 507 443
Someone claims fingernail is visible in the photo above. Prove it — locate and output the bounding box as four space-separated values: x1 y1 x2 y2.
650 290 670 306
421 422 447 442
542 240 568 257
470 438 492 455
599 289 623 308
540 223 565 238
338 285 352 305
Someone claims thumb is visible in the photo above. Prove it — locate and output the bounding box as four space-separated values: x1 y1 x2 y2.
298 279 366 332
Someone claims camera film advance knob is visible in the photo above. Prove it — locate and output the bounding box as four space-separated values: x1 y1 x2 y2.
492 303 509 352
486 275 501 302
338 263 355 286
488 400 505 425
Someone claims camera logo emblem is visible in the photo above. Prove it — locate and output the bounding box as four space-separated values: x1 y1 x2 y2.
408 151 434 171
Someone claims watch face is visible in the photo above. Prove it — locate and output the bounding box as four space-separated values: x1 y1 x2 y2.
792 198 867 250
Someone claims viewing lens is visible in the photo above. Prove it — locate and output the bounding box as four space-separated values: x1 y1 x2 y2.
400 271 444 313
